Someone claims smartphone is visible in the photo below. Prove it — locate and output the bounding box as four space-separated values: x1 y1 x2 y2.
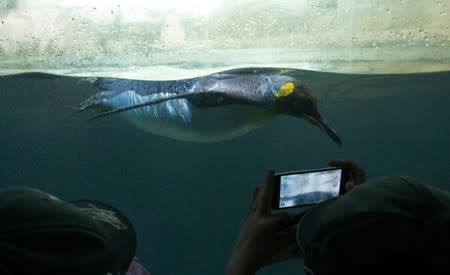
272 167 348 209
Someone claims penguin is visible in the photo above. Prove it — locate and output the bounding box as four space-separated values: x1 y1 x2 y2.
79 68 341 145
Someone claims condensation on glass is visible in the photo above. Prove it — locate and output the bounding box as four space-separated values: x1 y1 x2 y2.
0 0 449 78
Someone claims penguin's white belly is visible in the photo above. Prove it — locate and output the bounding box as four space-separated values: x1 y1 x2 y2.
104 90 275 142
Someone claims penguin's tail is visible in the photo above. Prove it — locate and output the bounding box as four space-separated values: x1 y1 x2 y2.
78 77 123 112
78 93 104 111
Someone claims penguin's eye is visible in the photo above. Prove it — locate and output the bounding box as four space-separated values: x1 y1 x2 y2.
275 82 294 98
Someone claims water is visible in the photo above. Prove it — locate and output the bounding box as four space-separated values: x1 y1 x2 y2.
1 69 449 275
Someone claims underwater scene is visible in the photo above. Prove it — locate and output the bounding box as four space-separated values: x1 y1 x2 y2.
1 68 449 274
1 0 450 274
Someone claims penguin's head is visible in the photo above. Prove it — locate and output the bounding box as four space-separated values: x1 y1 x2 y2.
272 79 342 146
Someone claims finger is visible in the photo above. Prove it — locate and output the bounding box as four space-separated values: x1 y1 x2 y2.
260 212 297 234
328 159 356 168
271 211 297 229
329 160 366 184
275 223 298 243
256 169 275 216
248 186 260 215
343 160 366 184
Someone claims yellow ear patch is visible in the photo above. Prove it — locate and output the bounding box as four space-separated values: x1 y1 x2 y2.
275 82 294 98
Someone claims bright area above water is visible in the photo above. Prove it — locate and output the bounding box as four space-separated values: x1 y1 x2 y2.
0 0 449 79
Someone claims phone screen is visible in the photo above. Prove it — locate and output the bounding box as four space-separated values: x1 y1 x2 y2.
277 168 342 209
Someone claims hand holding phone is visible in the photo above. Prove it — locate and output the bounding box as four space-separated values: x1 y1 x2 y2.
272 167 348 209
328 160 366 191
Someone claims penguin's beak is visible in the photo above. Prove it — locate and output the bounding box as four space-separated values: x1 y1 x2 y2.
304 114 342 146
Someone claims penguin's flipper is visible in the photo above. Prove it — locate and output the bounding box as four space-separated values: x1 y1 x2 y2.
87 92 198 121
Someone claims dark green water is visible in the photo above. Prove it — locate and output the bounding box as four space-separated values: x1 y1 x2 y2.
1 70 449 275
